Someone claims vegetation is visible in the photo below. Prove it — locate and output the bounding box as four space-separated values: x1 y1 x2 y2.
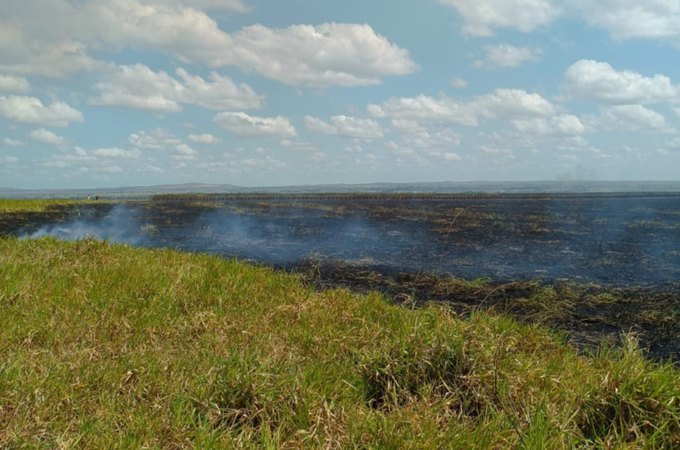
2 237 680 448
0 199 93 213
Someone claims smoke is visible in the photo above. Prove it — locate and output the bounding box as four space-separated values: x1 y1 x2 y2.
26 204 149 246
18 199 680 286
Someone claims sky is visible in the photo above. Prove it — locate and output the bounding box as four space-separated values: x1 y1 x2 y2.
2 1 680 189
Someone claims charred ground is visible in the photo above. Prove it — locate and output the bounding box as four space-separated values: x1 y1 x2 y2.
4 194 680 361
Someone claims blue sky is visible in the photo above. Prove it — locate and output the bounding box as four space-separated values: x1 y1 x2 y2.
2 0 680 189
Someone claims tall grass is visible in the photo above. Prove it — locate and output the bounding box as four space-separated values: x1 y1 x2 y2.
0 199 92 213
1 237 679 448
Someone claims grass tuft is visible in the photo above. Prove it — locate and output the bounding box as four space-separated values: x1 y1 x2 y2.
1 237 680 448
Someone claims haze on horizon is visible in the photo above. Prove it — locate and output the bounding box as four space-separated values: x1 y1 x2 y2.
2 0 680 190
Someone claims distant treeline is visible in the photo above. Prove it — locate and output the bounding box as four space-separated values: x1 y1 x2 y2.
150 191 680 202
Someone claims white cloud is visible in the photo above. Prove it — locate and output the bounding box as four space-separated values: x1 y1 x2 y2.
405 128 462 150
188 133 221 144
92 65 180 111
451 78 468 88
174 68 263 109
473 89 556 119
0 74 29 93
129 128 182 149
0 21 104 77
225 23 417 86
573 1 680 41
2 137 24 147
92 64 263 111
213 112 297 138
369 89 555 129
386 121 463 159
173 143 197 160
0 2 415 86
597 105 672 131
85 0 235 66
438 0 560 36
665 137 680 149
30 128 67 145
169 0 249 12
369 95 478 126
0 96 84 127
512 114 586 136
475 44 541 69
305 115 384 139
92 147 141 159
280 139 317 153
565 60 678 104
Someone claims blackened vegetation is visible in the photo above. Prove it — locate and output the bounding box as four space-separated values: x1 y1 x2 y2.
302 262 680 361
4 194 680 361
0 204 76 236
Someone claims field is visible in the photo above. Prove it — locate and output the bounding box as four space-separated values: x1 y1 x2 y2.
4 194 680 360
2 195 680 447
2 237 680 448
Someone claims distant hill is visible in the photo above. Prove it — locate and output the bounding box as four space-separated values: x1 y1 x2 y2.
2 180 680 199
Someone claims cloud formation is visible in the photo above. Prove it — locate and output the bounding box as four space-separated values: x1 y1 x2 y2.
188 133 221 144
574 1 680 41
565 59 678 104
475 44 541 69
0 1 416 86
214 112 298 138
224 23 417 86
0 96 84 127
305 115 384 139
30 128 67 145
0 74 30 93
91 64 263 111
438 0 559 36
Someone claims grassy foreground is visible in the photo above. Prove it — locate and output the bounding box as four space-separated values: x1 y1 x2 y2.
1 238 679 448
0 199 93 213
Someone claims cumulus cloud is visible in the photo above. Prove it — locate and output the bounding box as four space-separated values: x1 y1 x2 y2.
129 128 182 149
305 115 384 139
0 1 415 86
91 147 142 159
92 65 181 112
512 114 586 136
30 128 67 145
213 112 297 138
188 133 221 144
0 74 30 93
91 64 263 111
475 44 541 69
473 89 556 118
0 21 104 77
438 0 560 36
368 95 478 126
0 96 84 127
451 78 468 88
369 89 556 129
402 129 462 152
573 1 680 41
597 105 672 132
224 23 417 86
168 0 249 12
172 143 197 160
565 60 678 104
2 137 24 147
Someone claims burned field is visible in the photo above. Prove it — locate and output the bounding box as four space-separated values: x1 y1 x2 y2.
4 193 680 361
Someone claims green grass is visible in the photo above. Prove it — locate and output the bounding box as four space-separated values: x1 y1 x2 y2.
1 237 679 448
0 199 93 213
